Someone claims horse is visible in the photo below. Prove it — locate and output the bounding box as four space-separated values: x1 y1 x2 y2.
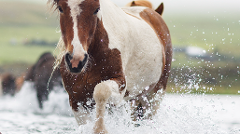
48 0 172 133
0 73 16 96
0 73 27 97
25 52 62 109
126 0 164 15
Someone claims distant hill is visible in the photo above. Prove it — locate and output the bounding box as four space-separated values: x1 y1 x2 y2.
0 1 58 27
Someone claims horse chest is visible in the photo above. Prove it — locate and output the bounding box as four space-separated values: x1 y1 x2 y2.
60 57 121 109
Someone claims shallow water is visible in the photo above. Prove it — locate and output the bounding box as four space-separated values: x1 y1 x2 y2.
0 82 240 134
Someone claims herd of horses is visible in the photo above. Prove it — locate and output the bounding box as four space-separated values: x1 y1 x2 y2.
0 52 62 108
1 0 172 133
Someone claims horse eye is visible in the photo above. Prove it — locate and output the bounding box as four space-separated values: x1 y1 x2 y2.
58 6 63 13
93 8 100 15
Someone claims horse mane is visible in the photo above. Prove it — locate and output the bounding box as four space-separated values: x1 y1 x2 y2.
46 0 62 69
53 37 66 70
47 0 59 11
47 0 58 6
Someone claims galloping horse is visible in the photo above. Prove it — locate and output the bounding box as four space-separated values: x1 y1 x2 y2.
0 73 16 96
48 0 172 133
25 52 62 109
0 73 25 97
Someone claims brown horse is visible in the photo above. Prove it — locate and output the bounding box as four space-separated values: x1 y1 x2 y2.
0 73 16 96
25 52 62 109
126 0 164 15
48 0 172 133
0 73 26 96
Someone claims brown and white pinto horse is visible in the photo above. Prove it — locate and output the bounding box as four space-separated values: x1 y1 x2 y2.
49 0 172 133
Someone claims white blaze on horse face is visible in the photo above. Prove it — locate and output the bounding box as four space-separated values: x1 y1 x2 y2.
68 0 86 61
96 9 102 20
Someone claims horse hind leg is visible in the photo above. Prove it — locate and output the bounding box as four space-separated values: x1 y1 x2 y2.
141 49 172 119
129 86 154 121
129 99 144 121
131 83 165 121
144 86 165 119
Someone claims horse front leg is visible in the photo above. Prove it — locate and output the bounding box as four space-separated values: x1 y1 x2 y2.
93 79 125 134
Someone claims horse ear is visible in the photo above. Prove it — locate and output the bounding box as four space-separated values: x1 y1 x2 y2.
155 2 164 15
131 1 135 5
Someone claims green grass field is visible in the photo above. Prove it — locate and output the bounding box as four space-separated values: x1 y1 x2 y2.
0 1 239 94
0 25 60 64
0 1 60 64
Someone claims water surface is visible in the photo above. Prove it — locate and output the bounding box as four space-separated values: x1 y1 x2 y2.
0 82 239 134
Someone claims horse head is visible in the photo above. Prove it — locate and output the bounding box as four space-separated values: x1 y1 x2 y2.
53 0 101 73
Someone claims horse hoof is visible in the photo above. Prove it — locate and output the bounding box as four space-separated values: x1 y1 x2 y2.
134 124 141 127
94 129 108 134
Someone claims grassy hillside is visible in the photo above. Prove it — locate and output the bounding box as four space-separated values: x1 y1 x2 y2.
0 1 60 65
163 10 240 62
0 1 57 26
164 14 240 94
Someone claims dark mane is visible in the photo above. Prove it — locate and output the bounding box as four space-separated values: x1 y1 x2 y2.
53 0 59 4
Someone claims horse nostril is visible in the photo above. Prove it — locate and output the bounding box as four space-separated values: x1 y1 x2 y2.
66 53 73 61
82 54 88 65
65 53 73 70
64 52 88 73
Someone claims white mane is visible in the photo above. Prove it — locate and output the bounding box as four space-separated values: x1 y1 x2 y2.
53 37 65 70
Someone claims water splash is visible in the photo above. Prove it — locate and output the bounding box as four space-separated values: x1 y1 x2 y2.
0 82 71 115
0 83 239 134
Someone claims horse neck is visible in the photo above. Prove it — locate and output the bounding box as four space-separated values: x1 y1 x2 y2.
88 19 108 59
100 0 129 27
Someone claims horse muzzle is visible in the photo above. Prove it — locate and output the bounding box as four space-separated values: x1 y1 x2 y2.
65 53 88 73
